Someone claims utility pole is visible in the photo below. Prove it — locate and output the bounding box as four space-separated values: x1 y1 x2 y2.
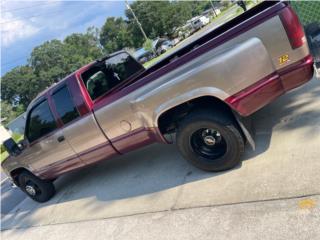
125 0 148 41
209 0 218 18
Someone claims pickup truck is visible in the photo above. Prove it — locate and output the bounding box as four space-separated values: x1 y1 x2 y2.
1 1 315 202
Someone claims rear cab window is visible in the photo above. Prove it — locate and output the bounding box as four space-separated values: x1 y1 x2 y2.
26 100 57 142
81 52 144 101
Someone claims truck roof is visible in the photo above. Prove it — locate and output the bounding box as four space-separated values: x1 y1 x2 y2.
31 50 131 106
29 61 95 108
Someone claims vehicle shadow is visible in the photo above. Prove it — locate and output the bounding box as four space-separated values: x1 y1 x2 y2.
2 77 319 231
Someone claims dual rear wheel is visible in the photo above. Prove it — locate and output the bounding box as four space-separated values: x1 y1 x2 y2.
176 110 245 171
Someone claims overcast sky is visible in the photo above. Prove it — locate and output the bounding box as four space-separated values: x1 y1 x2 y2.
1 0 127 76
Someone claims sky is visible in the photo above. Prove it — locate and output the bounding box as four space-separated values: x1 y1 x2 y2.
1 0 127 76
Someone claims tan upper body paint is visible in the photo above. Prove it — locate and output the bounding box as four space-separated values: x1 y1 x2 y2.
94 15 309 142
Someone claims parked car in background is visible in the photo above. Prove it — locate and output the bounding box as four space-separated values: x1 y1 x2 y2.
177 24 192 39
133 48 155 64
199 16 210 25
187 16 204 31
171 38 180 46
156 40 173 55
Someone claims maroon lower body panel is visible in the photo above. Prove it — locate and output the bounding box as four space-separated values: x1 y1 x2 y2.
278 55 314 91
79 142 118 165
35 155 84 179
36 142 117 180
35 128 164 179
226 55 314 116
111 127 166 154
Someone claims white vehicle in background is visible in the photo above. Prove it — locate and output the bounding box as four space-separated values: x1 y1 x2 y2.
187 17 203 32
199 16 210 25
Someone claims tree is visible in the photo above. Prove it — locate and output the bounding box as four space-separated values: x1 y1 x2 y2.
125 1 212 46
28 28 104 84
100 17 134 53
29 39 67 82
64 28 104 71
1 66 41 107
1 101 24 125
1 28 104 112
125 1 172 42
143 38 153 52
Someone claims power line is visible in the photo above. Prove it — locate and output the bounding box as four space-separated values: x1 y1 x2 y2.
1 2 55 13
0 10 64 24
1 1 98 13
1 2 104 25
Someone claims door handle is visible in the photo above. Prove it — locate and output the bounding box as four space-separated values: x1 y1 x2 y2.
57 136 65 142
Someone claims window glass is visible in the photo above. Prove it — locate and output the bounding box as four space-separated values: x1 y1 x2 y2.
52 86 80 124
81 52 144 100
27 100 57 142
105 52 143 81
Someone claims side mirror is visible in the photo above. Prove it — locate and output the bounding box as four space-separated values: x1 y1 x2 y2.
2 138 22 156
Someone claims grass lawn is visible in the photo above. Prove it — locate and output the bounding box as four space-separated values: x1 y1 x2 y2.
1 151 9 163
143 46 177 68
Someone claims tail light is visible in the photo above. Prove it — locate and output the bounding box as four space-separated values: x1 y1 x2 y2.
279 6 306 49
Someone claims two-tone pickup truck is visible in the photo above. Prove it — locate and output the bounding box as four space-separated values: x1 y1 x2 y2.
1 1 315 202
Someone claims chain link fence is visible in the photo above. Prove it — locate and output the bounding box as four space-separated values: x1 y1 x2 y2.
290 1 320 66
290 1 320 26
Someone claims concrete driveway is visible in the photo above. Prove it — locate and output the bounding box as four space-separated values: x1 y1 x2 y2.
1 77 320 239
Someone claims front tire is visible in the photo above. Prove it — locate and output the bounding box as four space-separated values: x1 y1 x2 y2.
18 171 55 203
177 110 244 171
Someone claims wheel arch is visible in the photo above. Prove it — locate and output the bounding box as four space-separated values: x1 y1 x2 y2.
156 95 234 136
10 167 32 186
156 94 255 149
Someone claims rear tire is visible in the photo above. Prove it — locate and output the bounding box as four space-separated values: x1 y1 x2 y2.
177 110 244 171
18 171 55 203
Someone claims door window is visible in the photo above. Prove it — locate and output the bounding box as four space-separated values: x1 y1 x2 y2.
52 86 80 124
26 100 57 142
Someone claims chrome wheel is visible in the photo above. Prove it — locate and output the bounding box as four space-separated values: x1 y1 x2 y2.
25 181 41 196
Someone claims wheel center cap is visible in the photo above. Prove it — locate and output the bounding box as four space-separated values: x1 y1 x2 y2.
25 185 36 196
204 136 216 146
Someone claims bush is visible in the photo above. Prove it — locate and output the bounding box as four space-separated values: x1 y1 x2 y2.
143 38 153 52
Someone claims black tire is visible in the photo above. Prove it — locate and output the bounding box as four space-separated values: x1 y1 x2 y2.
18 171 55 203
177 110 244 172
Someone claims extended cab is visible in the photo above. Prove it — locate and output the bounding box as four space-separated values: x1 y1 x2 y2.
1 1 315 202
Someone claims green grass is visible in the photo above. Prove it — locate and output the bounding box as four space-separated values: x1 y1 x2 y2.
0 151 9 163
143 46 178 68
